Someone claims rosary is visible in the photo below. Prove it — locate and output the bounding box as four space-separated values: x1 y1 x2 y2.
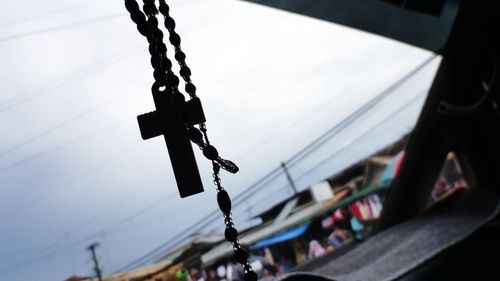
124 0 257 280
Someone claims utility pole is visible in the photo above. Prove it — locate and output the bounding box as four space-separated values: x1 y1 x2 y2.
281 162 298 195
87 242 103 281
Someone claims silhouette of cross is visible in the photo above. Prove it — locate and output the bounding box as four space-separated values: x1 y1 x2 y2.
137 84 205 198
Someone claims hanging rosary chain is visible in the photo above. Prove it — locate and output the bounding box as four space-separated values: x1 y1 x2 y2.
142 0 182 94
125 0 181 94
124 2 253 279
157 0 197 99
213 163 258 281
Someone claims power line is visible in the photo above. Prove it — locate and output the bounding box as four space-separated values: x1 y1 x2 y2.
0 44 143 114
65 177 171 236
0 83 142 159
0 191 175 273
0 0 108 29
291 92 426 185
0 0 211 38
0 149 124 222
0 13 125 43
0 119 128 174
284 55 437 169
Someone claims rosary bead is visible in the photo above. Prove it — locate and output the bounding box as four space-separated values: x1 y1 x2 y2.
130 11 146 24
180 66 191 77
203 145 219 160
187 127 203 143
153 69 166 82
166 73 180 87
244 271 258 281
175 51 186 61
137 23 151 37
150 56 160 69
125 0 140 12
224 227 238 242
156 43 166 54
159 1 170 15
234 248 248 264
217 190 231 214
169 32 181 46
148 44 156 55
147 15 158 26
185 82 196 95
164 17 176 29
153 29 164 40
143 1 158 16
163 58 172 69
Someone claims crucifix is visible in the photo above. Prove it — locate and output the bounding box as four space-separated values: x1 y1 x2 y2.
137 86 206 198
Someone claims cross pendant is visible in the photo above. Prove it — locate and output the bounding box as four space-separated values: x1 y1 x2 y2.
137 85 205 198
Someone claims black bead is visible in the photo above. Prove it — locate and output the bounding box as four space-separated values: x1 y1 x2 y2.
143 1 158 16
153 29 163 40
130 11 146 24
223 160 239 174
125 0 140 12
157 43 167 54
187 127 203 143
244 271 258 281
169 32 181 46
147 15 158 26
164 17 176 29
175 51 186 61
185 82 196 95
203 145 218 160
137 23 150 37
180 66 191 77
166 73 180 87
163 58 172 70
217 190 231 214
150 56 160 69
153 69 166 82
143 7 157 17
148 44 156 56
234 248 248 264
225 227 238 242
159 1 170 15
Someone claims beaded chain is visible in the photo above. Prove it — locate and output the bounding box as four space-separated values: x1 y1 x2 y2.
124 1 257 280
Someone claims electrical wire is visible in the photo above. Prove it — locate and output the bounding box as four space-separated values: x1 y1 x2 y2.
291 93 426 185
0 44 143 114
0 0 109 29
0 83 142 159
0 13 125 43
0 118 130 174
284 55 437 169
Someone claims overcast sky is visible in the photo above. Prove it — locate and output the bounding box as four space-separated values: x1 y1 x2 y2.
0 0 439 280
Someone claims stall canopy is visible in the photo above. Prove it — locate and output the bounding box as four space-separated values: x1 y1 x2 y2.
250 223 310 250
378 151 405 186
